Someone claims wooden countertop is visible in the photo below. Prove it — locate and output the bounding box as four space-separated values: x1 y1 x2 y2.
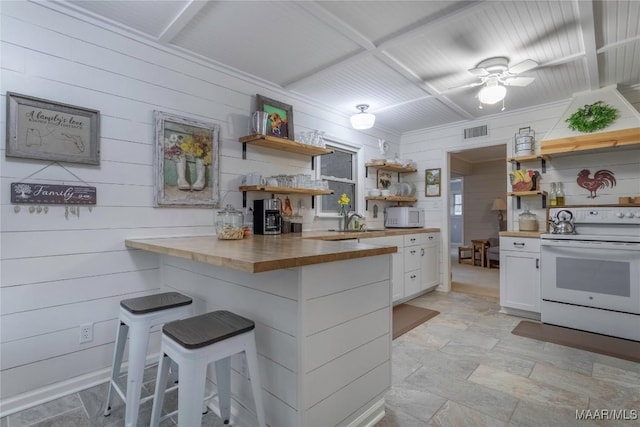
125 234 399 274
126 228 440 273
500 231 542 238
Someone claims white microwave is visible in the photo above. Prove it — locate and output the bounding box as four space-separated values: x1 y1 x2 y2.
384 207 425 228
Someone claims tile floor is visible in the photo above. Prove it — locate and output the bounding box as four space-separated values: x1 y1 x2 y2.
2 290 639 426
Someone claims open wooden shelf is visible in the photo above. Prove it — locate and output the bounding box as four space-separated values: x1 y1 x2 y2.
540 127 640 156
507 154 549 163
239 185 333 196
507 190 548 197
239 134 334 157
365 162 417 173
365 196 417 202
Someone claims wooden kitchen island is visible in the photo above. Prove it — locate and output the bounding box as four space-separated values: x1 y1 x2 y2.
125 234 397 427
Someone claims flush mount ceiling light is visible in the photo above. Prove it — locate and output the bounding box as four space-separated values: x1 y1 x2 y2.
478 77 507 105
350 104 375 130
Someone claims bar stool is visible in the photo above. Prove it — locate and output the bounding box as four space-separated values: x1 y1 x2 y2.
103 292 193 427
150 310 266 427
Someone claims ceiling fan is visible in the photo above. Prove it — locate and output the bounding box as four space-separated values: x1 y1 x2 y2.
449 57 538 109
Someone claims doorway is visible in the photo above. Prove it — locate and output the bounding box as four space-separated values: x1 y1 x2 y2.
447 144 506 298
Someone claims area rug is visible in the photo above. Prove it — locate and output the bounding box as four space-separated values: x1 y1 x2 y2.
512 321 640 363
392 304 439 340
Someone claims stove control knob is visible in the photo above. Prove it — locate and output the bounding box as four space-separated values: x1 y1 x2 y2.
616 212 625 218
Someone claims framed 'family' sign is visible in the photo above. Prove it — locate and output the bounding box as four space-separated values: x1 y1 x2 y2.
5 92 100 165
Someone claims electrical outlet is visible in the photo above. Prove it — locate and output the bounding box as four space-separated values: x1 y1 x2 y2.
79 323 93 344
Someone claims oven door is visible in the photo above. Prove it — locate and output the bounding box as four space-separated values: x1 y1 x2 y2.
540 239 640 314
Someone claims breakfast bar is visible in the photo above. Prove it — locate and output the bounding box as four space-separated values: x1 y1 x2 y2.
125 235 397 427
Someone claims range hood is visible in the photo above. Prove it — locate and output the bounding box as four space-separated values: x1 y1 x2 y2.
541 85 640 155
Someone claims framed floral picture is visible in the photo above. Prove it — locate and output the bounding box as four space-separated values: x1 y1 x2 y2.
256 94 294 139
154 111 220 207
425 168 441 197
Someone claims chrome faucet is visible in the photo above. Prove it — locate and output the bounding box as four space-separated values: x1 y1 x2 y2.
343 212 364 231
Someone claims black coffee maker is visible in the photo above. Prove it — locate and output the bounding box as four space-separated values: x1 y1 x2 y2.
253 199 282 235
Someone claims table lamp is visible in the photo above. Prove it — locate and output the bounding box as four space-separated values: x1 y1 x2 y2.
491 198 507 229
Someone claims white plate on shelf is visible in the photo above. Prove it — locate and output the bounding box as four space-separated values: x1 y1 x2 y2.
389 183 401 196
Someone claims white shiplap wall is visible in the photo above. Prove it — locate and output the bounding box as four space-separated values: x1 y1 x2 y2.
401 88 640 291
0 1 399 413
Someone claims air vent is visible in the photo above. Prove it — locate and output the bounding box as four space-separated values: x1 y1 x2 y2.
463 125 488 139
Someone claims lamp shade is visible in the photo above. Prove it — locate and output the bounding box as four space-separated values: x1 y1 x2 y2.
350 104 375 130
478 84 507 105
491 198 507 211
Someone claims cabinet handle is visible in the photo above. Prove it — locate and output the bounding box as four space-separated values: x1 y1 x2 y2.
411 274 416 279
410 238 416 242
513 242 525 248
410 250 416 254
428 236 433 240
536 258 540 269
421 248 425 256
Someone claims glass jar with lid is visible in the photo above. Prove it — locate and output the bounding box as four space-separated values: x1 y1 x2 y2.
518 206 538 231
216 205 244 240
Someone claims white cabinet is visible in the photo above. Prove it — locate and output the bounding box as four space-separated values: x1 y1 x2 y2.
366 235 404 301
423 233 440 289
366 232 440 303
500 236 541 317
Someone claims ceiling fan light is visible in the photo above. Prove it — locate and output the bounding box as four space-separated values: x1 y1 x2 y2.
350 104 376 129
478 84 507 105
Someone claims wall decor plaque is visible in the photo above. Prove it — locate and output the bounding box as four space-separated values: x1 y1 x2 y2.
5 92 100 165
11 182 97 204
154 111 220 207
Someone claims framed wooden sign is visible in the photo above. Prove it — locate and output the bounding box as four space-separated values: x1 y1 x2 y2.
5 92 100 165
11 182 97 204
425 168 441 197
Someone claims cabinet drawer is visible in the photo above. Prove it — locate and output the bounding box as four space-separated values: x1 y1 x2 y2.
404 233 427 246
364 235 404 247
404 270 421 296
424 233 439 248
404 245 422 271
500 236 540 253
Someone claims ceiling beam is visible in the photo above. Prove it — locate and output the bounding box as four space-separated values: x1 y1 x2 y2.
597 34 640 53
576 0 600 90
158 0 208 43
375 51 475 120
284 1 485 91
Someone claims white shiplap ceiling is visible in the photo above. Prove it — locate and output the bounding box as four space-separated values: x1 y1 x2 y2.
62 0 640 134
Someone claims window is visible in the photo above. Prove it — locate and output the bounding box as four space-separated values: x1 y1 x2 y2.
452 193 462 216
317 142 359 216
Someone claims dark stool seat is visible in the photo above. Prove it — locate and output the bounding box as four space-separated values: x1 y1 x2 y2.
121 291 192 314
163 310 255 349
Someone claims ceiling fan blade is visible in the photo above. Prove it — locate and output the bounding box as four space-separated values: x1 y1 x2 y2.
509 59 538 74
468 67 489 77
503 76 535 87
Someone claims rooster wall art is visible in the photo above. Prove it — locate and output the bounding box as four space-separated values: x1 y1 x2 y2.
576 169 616 198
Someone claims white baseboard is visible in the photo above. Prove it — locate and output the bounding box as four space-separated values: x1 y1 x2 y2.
0 368 110 417
0 353 160 417
346 397 386 427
